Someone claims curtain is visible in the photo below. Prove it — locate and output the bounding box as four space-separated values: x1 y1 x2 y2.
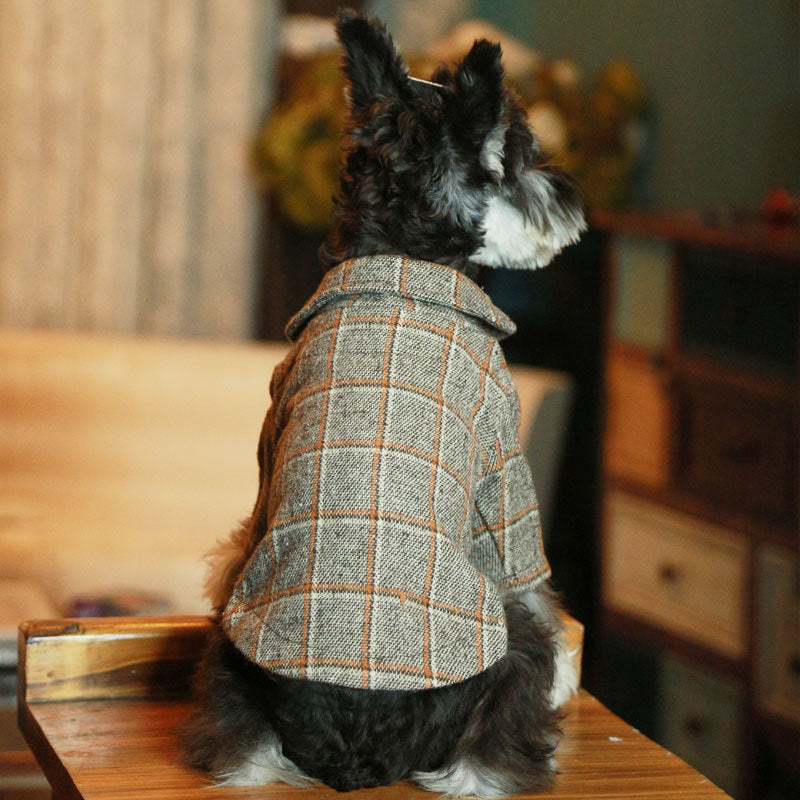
0 0 280 338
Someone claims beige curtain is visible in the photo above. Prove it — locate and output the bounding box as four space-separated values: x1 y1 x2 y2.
0 0 280 338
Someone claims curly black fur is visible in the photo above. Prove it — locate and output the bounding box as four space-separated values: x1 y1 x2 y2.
180 622 280 779
435 599 561 795
320 11 583 277
182 600 559 793
322 12 506 272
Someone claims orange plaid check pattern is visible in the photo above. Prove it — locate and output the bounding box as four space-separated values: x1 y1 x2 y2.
223 256 550 690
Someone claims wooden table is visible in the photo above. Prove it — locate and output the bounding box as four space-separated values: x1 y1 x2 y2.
17 617 731 800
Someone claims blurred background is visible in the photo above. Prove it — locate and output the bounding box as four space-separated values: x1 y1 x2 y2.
0 2 798 799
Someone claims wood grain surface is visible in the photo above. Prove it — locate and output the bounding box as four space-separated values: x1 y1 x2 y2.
19 617 211 703
18 615 584 703
21 693 730 800
0 331 291 615
17 614 730 799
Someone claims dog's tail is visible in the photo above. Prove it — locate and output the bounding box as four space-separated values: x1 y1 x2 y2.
203 518 254 613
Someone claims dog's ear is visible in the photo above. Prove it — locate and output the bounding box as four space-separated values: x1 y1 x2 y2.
453 39 507 179
336 9 410 112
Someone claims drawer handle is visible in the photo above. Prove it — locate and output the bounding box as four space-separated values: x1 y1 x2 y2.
789 655 800 678
657 563 681 583
719 440 761 464
683 715 709 737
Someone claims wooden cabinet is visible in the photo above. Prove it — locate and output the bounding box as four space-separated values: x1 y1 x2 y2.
755 545 800 725
604 493 748 658
604 350 671 487
611 234 672 349
595 211 799 800
660 654 745 799
674 378 797 523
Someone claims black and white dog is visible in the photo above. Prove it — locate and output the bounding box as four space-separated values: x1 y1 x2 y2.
181 10 585 797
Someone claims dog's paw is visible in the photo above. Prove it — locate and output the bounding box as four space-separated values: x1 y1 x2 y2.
550 637 579 709
215 735 313 788
413 760 513 799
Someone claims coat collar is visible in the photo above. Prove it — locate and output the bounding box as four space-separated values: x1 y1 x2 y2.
286 255 516 341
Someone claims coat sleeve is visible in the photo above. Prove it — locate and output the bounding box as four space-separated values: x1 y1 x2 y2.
470 346 551 594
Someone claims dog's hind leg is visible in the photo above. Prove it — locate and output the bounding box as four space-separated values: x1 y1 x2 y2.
179 623 312 787
213 729 312 788
413 600 560 798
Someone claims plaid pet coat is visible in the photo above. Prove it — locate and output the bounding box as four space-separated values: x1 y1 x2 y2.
222 255 550 691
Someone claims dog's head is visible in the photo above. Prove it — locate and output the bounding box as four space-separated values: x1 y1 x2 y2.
321 10 585 274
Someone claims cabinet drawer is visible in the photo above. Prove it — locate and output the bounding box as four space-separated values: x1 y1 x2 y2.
675 380 798 522
603 493 748 657
612 234 672 349
659 654 744 799
605 351 670 488
680 247 799 379
756 545 800 723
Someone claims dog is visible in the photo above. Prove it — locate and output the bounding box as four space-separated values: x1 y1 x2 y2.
181 9 585 797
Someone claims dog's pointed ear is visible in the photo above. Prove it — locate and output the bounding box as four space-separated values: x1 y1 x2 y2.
336 9 410 112
454 40 507 178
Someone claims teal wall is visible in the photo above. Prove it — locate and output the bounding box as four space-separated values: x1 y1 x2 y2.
476 0 799 211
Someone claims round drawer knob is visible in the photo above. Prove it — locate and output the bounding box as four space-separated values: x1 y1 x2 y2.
720 440 761 463
657 563 681 583
683 715 709 737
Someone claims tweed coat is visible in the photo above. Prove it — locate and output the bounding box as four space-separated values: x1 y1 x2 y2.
222 255 550 691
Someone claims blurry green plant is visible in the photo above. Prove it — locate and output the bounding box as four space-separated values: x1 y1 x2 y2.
251 53 344 229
